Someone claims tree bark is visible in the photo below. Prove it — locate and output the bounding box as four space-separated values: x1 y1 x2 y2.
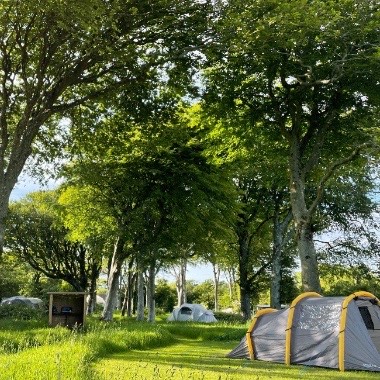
0 194 9 254
147 260 156 323
101 236 125 321
87 261 101 314
289 133 322 293
212 262 220 312
297 223 321 292
225 267 237 304
237 218 252 320
121 259 134 317
174 258 187 307
136 268 145 321
270 207 292 310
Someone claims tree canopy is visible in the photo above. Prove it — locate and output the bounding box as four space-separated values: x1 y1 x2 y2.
0 0 212 251
202 0 380 291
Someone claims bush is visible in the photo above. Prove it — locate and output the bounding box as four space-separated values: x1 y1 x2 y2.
213 312 246 324
164 321 247 342
0 304 45 321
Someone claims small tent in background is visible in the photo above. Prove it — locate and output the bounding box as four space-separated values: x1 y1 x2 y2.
228 291 380 372
167 303 217 323
0 296 44 309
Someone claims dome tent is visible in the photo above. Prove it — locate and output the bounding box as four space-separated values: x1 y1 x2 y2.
1 296 44 309
167 303 217 323
228 291 380 372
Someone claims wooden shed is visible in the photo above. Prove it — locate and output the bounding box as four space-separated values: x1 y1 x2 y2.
48 292 87 328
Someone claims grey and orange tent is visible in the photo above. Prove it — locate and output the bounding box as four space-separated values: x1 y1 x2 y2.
228 291 380 372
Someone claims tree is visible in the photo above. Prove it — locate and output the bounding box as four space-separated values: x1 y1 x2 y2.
320 263 380 296
155 279 176 312
204 0 380 291
62 104 236 321
5 191 102 293
195 103 294 318
0 0 212 252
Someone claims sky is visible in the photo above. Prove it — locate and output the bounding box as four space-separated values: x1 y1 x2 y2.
10 175 57 201
161 263 214 283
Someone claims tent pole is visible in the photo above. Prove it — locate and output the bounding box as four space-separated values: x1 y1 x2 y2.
246 308 276 359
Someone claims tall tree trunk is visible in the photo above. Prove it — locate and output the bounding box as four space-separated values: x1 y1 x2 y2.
212 263 220 312
297 223 321 292
0 186 13 254
225 267 236 303
237 220 252 320
121 259 134 317
87 262 100 314
289 136 322 293
101 236 125 321
147 260 156 323
121 286 128 317
270 206 292 310
175 258 187 306
271 228 282 310
136 259 145 321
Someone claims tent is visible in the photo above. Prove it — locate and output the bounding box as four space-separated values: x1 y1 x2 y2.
1 296 44 309
167 303 217 323
228 291 380 372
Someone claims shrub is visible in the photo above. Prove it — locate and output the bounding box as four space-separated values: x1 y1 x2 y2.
0 304 45 321
213 312 246 324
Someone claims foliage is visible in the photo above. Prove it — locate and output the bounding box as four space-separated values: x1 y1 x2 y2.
5 191 102 292
0 251 66 300
187 279 216 309
202 0 380 292
320 264 380 296
0 304 45 321
71 110 236 247
0 252 28 298
212 312 246 324
155 279 177 312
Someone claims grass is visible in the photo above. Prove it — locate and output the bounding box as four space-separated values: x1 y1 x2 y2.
92 337 380 380
0 315 379 379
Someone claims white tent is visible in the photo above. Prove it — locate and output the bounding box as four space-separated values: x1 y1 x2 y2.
1 296 44 309
167 303 217 323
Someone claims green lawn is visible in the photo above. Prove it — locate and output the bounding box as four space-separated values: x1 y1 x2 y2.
1 317 380 380
93 337 380 380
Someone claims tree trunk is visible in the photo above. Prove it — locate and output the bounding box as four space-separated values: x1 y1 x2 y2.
121 259 134 317
88 259 101 314
121 286 128 317
297 223 321 292
289 135 322 293
270 231 282 310
212 263 220 312
240 287 251 321
101 236 125 321
225 267 236 303
237 220 252 320
175 258 187 306
147 260 156 323
0 186 13 254
271 203 292 309
136 263 145 321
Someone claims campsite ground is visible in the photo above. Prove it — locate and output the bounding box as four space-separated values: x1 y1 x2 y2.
0 315 380 380
93 338 380 380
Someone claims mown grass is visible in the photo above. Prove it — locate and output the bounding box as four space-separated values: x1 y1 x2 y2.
93 339 380 380
0 315 379 379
